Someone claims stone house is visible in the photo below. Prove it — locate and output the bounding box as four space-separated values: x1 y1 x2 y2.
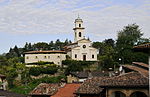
24 50 66 66
75 72 149 97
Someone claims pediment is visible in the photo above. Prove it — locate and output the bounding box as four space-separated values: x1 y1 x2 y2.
77 39 91 43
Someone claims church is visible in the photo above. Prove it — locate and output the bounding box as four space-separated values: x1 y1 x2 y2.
64 16 97 61
24 16 97 66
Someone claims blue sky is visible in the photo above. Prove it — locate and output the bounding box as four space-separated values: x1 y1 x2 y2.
0 0 150 54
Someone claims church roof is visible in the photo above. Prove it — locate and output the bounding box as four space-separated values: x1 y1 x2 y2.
77 38 91 43
75 16 83 22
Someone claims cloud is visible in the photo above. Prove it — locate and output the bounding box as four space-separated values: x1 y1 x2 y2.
0 0 149 41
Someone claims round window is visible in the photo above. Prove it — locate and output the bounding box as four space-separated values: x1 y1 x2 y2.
83 45 86 48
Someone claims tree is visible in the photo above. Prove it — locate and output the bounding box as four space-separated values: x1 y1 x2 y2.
33 42 49 50
14 45 20 57
49 41 54 50
116 24 144 64
92 42 104 55
116 24 143 48
0 55 8 65
103 39 115 48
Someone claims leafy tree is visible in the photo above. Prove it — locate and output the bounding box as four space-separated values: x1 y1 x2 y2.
116 24 143 50
14 45 20 57
32 42 49 50
49 41 54 50
6 67 18 88
115 24 144 64
0 55 8 65
92 42 105 55
104 39 115 48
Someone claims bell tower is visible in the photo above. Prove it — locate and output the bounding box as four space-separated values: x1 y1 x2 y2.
73 15 85 42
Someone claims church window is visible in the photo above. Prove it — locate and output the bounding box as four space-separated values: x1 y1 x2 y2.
79 24 81 27
92 55 94 58
58 56 60 58
79 32 81 37
75 54 77 58
83 45 86 48
44 56 47 59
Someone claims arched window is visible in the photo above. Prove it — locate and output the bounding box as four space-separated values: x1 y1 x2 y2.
79 32 81 37
111 91 126 97
130 91 148 97
79 24 81 27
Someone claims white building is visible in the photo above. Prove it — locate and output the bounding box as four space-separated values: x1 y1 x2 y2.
24 50 66 66
24 16 97 66
65 16 97 61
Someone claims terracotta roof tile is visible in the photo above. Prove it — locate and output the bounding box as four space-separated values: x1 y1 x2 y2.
52 83 81 97
29 83 59 96
76 72 149 94
132 62 149 69
76 78 104 94
122 65 149 77
98 72 149 87
134 43 150 49
24 50 66 54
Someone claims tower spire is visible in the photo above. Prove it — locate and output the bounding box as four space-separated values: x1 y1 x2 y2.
78 13 80 19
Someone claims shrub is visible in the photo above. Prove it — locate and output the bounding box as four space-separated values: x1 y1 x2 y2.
29 67 41 76
29 65 58 76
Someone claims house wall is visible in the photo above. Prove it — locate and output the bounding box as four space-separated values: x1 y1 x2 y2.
25 53 66 66
67 75 79 83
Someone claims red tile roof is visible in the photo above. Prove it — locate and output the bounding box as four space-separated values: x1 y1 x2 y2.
52 83 81 97
24 50 66 54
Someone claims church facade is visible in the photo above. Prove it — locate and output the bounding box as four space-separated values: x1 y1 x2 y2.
65 16 97 61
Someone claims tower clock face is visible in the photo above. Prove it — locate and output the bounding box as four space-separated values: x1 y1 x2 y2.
83 45 86 48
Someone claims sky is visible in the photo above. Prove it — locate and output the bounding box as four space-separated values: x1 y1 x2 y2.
0 0 150 54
